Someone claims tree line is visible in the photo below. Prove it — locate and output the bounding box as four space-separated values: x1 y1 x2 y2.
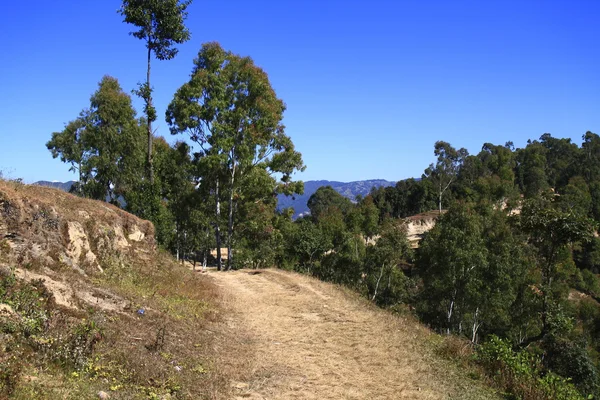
47 1 304 271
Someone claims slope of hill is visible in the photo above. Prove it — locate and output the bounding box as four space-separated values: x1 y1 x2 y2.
278 179 396 218
0 180 497 399
0 180 230 398
210 268 498 399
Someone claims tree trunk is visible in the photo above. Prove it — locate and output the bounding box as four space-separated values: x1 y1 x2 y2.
226 157 236 271
447 289 457 335
215 179 222 271
372 264 385 302
471 307 480 344
146 46 154 184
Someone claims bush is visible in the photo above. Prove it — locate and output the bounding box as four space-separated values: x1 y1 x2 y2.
579 269 600 297
543 337 600 398
477 336 586 400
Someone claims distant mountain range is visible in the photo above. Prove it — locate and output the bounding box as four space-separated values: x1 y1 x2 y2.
277 179 396 218
33 179 397 219
33 180 77 192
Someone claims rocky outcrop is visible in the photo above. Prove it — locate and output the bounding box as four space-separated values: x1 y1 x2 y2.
0 180 155 312
0 180 154 275
404 211 443 248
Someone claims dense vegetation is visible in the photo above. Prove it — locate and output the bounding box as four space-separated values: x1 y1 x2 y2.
291 137 600 399
42 2 600 399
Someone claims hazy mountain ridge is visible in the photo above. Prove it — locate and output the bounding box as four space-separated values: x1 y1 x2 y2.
277 179 396 217
33 180 77 192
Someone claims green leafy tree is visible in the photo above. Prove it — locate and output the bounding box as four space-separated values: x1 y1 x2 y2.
47 110 90 194
423 141 468 213
516 140 550 198
518 195 595 344
365 220 411 306
167 42 305 270
47 76 144 202
119 0 192 182
307 186 352 222
418 204 488 337
358 195 380 240
539 133 580 190
418 205 527 342
292 218 331 273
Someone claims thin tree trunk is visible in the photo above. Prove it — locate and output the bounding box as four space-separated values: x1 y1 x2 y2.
146 46 154 184
215 179 222 271
471 307 480 343
447 289 457 335
226 157 236 271
78 160 83 196
372 264 385 302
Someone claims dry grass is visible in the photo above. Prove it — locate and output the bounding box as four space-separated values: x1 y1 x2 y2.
208 268 499 400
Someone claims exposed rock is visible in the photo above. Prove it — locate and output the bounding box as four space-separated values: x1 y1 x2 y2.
404 211 442 248
0 303 15 315
0 264 12 277
66 221 100 272
113 225 130 249
128 226 145 242
97 391 110 399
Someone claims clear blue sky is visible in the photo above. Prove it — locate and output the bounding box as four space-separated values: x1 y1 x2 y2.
1 0 599 184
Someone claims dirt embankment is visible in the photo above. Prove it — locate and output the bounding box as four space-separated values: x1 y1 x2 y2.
405 211 443 248
0 180 155 312
0 181 228 398
211 268 497 400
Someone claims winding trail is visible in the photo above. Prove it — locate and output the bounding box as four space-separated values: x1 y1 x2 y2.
208 268 495 400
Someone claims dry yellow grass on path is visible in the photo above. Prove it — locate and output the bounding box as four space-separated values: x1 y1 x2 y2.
208 268 497 400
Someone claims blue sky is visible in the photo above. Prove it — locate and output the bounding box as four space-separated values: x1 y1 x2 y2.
1 0 599 183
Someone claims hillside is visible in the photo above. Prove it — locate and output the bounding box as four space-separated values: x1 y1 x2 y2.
0 181 496 399
0 180 231 398
277 179 396 218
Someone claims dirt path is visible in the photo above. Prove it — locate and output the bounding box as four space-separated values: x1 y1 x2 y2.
208 269 495 400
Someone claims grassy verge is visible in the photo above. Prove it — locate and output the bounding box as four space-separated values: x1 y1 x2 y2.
0 252 228 399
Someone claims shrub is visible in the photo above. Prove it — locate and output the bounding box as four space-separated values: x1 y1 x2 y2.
543 337 600 398
476 336 586 400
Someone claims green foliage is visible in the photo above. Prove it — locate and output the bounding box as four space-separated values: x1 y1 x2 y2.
516 139 550 198
370 178 437 219
543 336 600 397
0 275 52 396
364 220 412 306
291 218 331 272
55 319 103 371
47 76 145 202
577 269 600 297
417 203 543 344
423 141 468 212
167 41 305 269
477 336 586 400
119 0 192 62
307 186 352 222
